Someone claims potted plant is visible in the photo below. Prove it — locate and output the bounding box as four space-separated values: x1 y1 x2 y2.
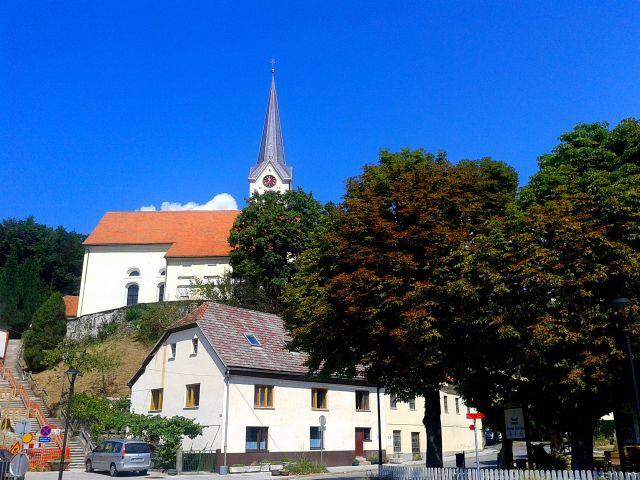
229 464 247 473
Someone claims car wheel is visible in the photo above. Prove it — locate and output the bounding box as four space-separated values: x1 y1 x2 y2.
140 469 148 475
85 459 93 472
110 463 119 477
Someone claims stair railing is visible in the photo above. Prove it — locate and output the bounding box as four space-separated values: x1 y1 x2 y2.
0 359 65 452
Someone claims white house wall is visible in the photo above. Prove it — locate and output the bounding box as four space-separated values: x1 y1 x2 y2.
129 326 227 451
78 245 171 316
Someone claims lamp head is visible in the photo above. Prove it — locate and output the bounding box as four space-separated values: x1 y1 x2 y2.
65 368 80 383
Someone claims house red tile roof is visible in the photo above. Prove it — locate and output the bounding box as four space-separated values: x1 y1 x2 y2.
83 211 240 257
177 303 309 374
63 295 79 318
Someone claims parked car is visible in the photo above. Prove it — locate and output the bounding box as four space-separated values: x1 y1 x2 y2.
85 439 151 476
484 430 501 445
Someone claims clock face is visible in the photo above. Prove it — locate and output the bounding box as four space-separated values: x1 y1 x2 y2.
262 175 277 188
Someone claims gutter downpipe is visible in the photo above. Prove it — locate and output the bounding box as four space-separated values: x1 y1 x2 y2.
377 382 383 476
223 368 230 469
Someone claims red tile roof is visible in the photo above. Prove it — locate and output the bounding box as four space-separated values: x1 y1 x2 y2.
63 295 79 318
83 211 240 257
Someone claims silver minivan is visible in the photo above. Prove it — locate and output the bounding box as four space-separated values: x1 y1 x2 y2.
85 439 151 476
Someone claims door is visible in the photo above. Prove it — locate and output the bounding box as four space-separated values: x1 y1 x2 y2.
355 429 364 457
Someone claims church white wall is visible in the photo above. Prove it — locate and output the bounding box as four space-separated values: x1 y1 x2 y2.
249 163 291 196
77 245 171 316
129 326 227 451
164 257 231 301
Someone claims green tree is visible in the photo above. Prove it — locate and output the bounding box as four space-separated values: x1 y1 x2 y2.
0 251 20 332
17 257 43 331
23 292 67 371
284 149 517 466
454 119 640 470
228 188 323 313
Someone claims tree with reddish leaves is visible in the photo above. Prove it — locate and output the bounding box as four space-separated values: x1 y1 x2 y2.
284 148 517 466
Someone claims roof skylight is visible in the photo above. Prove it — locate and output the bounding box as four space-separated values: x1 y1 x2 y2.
245 334 261 347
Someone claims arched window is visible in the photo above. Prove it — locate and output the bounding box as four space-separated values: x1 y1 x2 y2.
126 284 139 306
159 268 166 276
158 283 165 302
127 268 140 276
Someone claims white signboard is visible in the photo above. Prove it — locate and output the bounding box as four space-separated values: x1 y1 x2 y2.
504 407 526 440
0 330 8 359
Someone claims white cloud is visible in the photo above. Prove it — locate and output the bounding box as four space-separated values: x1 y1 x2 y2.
139 193 238 212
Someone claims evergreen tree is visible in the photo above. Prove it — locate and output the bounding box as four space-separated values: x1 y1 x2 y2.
22 292 67 372
17 257 43 332
0 251 20 331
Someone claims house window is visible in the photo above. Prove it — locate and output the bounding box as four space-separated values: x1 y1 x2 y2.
245 334 261 347
159 268 166 276
246 427 268 452
149 389 163 412
443 395 448 414
126 284 139 306
158 283 165 302
455 397 460 414
310 426 322 450
185 384 200 408
312 388 327 409
411 432 420 454
393 430 401 453
409 398 416 411
127 268 140 276
390 395 398 409
169 343 176 360
254 385 274 408
355 390 370 411
191 337 199 356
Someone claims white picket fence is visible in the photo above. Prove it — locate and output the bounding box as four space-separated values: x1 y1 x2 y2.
379 467 640 480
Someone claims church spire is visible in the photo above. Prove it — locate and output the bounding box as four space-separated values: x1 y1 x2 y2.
249 62 293 195
257 61 286 167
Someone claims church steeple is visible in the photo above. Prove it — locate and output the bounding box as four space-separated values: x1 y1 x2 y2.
249 61 293 196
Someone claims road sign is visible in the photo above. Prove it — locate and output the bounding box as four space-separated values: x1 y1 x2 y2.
504 406 526 440
466 412 485 420
40 425 52 437
9 452 29 477
22 432 33 444
15 420 31 435
9 442 20 455
39 436 51 443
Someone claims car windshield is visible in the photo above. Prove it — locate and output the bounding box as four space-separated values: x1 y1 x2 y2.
125 443 150 454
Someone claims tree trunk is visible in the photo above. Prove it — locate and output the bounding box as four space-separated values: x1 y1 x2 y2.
569 418 596 470
423 387 443 467
549 423 562 455
499 438 514 469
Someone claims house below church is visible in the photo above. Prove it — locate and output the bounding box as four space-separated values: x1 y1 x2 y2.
128 303 482 466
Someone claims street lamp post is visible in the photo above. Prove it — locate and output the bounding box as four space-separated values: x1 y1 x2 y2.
58 368 79 480
613 298 640 442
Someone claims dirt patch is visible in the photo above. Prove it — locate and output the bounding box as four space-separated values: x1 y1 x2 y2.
31 334 150 415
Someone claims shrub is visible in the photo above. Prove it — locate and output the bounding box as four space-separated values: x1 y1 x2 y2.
22 293 67 371
130 302 198 345
287 458 327 475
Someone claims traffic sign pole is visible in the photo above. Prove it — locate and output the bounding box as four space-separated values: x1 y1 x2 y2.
467 412 484 478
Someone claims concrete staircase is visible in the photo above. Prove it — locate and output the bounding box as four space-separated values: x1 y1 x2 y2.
1 339 86 470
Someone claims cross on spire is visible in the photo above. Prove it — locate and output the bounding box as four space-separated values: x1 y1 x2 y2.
271 57 276 74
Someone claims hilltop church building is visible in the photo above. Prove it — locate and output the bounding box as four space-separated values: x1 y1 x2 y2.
76 69 291 317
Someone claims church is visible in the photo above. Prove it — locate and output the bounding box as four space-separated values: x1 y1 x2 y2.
77 68 292 317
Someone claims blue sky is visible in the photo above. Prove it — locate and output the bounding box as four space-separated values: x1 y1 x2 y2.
2 1 639 234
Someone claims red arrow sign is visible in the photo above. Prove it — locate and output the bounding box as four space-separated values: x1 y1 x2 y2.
466 412 485 420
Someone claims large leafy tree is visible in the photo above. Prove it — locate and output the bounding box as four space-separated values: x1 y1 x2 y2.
284 149 517 466
454 119 640 469
228 188 323 313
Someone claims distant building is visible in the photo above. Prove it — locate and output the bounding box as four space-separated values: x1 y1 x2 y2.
77 70 292 317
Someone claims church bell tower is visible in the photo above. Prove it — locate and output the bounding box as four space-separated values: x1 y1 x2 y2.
248 61 293 196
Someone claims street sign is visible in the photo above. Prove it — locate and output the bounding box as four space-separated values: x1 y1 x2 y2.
39 436 51 443
466 412 485 420
9 452 29 477
9 442 20 455
40 425 52 437
22 433 33 444
504 406 526 440
469 425 475 430
15 420 31 435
